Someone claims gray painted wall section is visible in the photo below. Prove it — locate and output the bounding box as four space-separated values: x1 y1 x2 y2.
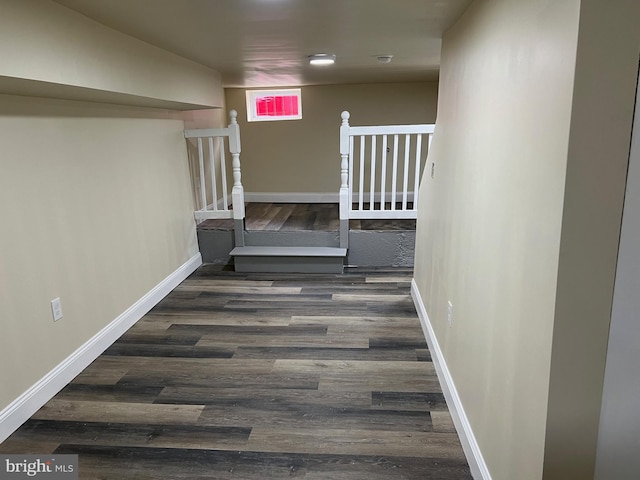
594 67 640 479
197 229 416 267
197 230 234 264
347 231 416 267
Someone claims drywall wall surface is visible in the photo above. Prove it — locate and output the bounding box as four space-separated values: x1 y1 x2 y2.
0 95 199 414
0 0 223 108
594 52 640 480
413 0 579 478
544 0 640 478
225 82 437 194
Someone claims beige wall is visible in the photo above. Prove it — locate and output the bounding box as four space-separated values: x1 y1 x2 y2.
0 0 223 109
414 0 640 478
544 0 640 478
0 95 200 413
414 0 579 478
225 82 438 194
0 0 227 423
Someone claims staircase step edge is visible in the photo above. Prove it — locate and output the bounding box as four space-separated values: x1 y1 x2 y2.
230 246 347 257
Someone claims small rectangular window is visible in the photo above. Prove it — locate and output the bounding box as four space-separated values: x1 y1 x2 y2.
246 88 302 122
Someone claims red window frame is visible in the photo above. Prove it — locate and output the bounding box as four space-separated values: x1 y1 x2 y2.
246 89 302 122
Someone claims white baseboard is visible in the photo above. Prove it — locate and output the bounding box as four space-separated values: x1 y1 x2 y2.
0 253 202 443
244 192 339 203
410 279 492 480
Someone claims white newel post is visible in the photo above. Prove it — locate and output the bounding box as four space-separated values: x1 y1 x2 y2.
339 111 351 248
228 110 245 221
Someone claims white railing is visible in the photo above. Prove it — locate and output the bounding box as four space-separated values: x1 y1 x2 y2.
339 111 434 222
184 110 245 221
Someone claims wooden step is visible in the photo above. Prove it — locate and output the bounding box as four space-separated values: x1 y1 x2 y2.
230 246 347 273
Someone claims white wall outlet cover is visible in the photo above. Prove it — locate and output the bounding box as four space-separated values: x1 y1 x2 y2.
51 297 63 321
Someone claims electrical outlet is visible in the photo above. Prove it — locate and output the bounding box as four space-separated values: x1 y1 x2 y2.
447 301 453 327
51 297 63 321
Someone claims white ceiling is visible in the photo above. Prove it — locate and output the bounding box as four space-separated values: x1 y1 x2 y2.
53 0 472 88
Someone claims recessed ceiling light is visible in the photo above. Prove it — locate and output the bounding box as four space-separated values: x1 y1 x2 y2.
376 55 393 64
309 54 336 66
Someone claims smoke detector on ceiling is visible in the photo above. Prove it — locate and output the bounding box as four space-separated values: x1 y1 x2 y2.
376 55 394 64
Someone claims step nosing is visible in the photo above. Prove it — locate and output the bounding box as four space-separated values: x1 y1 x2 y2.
230 246 347 257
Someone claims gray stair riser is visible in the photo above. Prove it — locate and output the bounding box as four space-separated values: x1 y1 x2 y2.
233 256 344 273
196 229 416 268
243 230 340 248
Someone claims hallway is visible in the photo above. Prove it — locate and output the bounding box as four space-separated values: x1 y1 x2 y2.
0 265 471 479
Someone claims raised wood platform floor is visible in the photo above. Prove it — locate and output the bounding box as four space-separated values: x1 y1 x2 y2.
198 203 417 232
0 266 471 479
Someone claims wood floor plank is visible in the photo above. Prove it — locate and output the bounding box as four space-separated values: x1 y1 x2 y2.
113 356 277 374
169 324 329 336
134 313 291 327
431 411 458 433
55 384 165 403
331 293 412 303
246 427 467 459
7 420 251 451
372 391 448 412
103 343 237 358
365 275 413 283
247 205 282 230
176 279 275 287
32 400 204 425
70 358 135 386
289 315 420 326
0 438 61 454
155 387 372 408
326 323 426 339
174 284 302 295
197 333 369 349
271 359 436 376
118 372 321 390
318 375 443 393
232 346 420 361
264 203 296 230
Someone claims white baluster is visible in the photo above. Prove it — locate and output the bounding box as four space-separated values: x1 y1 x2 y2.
208 136 218 211
380 135 388 211
349 135 354 212
369 135 376 210
219 136 228 210
197 137 206 211
402 134 411 210
391 134 399 211
358 136 365 211
413 134 423 211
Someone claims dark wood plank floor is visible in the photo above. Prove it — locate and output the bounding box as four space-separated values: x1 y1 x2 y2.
198 203 417 232
0 266 471 479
